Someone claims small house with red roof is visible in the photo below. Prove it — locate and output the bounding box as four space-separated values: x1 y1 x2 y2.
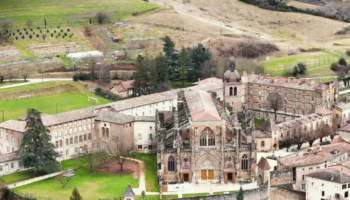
110 80 134 98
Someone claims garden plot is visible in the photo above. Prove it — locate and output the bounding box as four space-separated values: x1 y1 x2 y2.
28 42 81 56
0 46 23 62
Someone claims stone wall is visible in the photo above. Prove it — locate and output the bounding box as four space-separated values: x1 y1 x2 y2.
270 186 305 200
168 184 269 200
270 169 293 186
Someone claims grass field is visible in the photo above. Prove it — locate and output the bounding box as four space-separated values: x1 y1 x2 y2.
261 52 342 77
0 81 26 87
134 153 159 192
0 81 71 93
0 93 111 121
13 158 139 200
254 118 265 128
0 0 158 29
0 169 39 184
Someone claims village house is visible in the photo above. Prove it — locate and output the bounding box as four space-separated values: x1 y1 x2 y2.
277 141 350 191
305 161 350 200
332 101 350 128
110 80 134 98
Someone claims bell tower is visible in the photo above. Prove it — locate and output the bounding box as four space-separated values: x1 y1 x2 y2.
223 56 247 114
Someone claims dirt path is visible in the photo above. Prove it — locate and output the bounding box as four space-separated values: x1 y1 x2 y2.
148 0 271 40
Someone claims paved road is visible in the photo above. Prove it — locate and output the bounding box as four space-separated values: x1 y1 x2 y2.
0 78 72 89
0 57 59 68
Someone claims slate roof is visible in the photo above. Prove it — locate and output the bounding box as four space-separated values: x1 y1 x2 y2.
0 153 18 163
123 184 135 197
278 150 333 168
96 111 134 124
257 157 271 170
184 90 221 122
40 107 97 126
306 167 350 184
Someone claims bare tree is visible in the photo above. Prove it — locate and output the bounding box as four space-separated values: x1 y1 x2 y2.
42 33 46 41
316 121 333 143
26 19 33 28
108 133 133 171
96 12 107 24
99 64 111 84
83 145 99 173
96 142 111 169
304 129 319 147
56 173 72 188
292 126 305 150
22 70 28 82
267 90 283 122
0 19 12 30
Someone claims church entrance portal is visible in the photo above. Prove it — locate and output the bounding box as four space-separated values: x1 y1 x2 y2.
228 173 233 181
201 170 214 180
184 174 189 182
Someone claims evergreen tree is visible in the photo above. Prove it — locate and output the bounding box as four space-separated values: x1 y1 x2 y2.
189 43 211 82
155 53 168 83
17 108 60 174
162 35 177 80
149 66 158 93
237 186 244 200
44 18 46 28
178 46 190 86
132 55 150 96
70 187 83 200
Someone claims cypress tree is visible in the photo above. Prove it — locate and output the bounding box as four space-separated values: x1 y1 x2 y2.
89 18 92 24
70 187 83 200
16 108 60 174
237 186 244 200
44 18 47 28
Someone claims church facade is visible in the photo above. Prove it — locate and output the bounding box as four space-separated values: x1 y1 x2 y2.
155 89 257 187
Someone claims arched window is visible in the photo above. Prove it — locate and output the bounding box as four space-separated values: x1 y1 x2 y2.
241 154 249 171
200 127 215 146
229 87 233 96
102 127 105 137
168 156 175 172
261 141 265 147
106 128 109 138
234 87 237 96
200 132 207 146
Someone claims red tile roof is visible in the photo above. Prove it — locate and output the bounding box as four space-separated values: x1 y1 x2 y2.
185 90 221 122
113 80 134 93
257 157 271 170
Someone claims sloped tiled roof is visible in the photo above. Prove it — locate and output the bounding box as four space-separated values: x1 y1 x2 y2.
306 167 350 183
0 153 18 163
0 120 26 132
96 111 134 124
40 107 97 126
259 119 277 132
113 80 134 93
184 90 221 122
253 130 271 138
257 157 271 170
193 77 221 85
123 184 135 197
278 151 333 168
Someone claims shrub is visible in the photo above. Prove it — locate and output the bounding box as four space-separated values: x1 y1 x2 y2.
339 58 348 66
346 49 350 57
85 25 93 36
36 34 39 38
22 35 24 39
331 63 340 71
37 27 40 29
46 30 49 33
67 28 70 32
297 62 307 74
29 35 32 39
15 36 18 40
57 26 60 28
60 29 63 33
51 33 53 37
54 30 56 33
96 12 108 24
69 33 73 38
19 32 22 35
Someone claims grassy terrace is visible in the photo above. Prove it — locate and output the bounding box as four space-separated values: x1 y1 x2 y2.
0 0 158 28
13 156 139 200
0 81 111 121
1 169 38 184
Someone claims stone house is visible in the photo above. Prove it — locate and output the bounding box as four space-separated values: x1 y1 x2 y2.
305 161 350 200
0 153 21 176
278 142 350 191
332 102 350 128
156 90 257 188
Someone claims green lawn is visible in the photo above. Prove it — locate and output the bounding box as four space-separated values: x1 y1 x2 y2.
134 153 159 192
0 81 26 87
254 118 265 128
261 52 343 77
0 0 158 29
0 81 71 93
171 81 193 89
0 169 39 184
0 93 111 121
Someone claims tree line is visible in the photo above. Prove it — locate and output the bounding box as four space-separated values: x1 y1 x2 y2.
132 36 217 96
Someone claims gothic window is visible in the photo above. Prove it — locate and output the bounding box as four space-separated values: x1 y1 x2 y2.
229 87 233 96
200 127 215 146
259 104 261 109
106 128 109 138
234 87 237 96
293 109 296 115
168 156 175 172
284 100 286 106
102 127 105 137
241 154 249 171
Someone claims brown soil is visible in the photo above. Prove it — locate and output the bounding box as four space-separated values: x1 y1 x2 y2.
99 160 140 179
